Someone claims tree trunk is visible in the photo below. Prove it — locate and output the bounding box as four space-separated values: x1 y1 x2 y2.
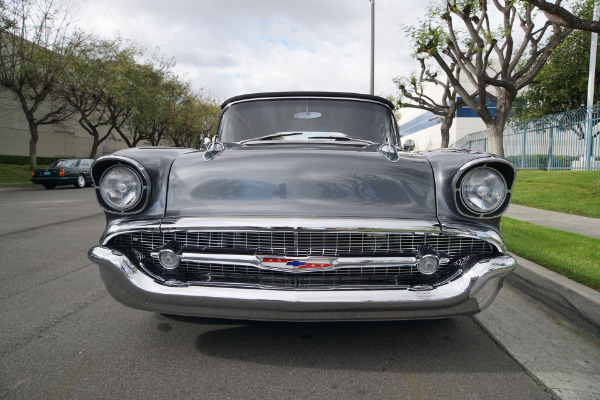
89 135 99 158
27 120 39 172
440 118 452 148
486 123 505 158
114 127 133 148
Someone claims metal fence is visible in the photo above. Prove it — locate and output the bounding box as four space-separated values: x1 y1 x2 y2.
452 106 600 170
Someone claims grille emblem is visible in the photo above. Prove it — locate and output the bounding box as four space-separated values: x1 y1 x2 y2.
259 257 334 272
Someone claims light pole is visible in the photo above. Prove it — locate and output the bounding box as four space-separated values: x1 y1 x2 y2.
370 0 375 95
586 1 600 170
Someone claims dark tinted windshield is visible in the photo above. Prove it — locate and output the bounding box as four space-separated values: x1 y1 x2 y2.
218 99 398 144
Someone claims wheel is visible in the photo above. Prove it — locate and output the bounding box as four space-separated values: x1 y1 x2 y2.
43 184 56 190
74 174 86 189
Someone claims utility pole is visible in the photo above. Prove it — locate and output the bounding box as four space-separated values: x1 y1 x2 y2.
370 0 375 95
586 1 600 170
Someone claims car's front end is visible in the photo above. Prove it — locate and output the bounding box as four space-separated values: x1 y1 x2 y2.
88 92 516 321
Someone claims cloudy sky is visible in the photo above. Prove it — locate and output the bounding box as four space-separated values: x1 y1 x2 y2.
73 0 429 102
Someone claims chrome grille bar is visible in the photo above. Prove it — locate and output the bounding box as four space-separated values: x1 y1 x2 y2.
112 230 494 259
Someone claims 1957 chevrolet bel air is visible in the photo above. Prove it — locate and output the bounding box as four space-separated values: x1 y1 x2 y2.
88 91 516 321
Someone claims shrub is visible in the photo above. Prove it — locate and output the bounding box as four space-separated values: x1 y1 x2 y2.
505 154 579 170
0 154 65 166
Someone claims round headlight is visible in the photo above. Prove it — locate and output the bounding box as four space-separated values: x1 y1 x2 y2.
460 167 507 214
99 165 143 211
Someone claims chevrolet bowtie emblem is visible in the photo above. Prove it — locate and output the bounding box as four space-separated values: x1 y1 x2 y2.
259 257 334 272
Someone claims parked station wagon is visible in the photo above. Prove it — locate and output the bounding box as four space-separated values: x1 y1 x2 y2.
88 92 516 321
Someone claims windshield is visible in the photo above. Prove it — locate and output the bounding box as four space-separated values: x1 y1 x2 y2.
50 159 77 168
218 99 398 144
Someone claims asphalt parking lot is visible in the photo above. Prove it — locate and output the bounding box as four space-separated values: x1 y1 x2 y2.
0 186 598 399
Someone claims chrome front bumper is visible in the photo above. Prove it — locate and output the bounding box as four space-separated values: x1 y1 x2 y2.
88 246 515 321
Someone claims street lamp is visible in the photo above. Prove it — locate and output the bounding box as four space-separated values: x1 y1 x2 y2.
586 1 600 170
370 0 375 95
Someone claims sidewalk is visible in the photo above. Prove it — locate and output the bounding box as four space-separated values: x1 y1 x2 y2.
502 204 600 337
505 204 600 239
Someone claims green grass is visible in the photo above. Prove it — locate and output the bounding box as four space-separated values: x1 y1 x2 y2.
501 217 600 291
0 164 48 187
511 170 600 218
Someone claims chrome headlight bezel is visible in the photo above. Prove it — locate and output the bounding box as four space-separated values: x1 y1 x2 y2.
452 159 514 219
99 165 143 212
459 167 507 215
92 156 151 215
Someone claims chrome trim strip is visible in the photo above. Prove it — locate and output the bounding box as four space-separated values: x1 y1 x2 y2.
223 96 392 111
146 253 450 273
331 256 451 267
89 245 516 320
159 217 442 234
453 156 515 178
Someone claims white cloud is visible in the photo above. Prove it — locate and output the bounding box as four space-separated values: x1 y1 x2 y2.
74 0 428 101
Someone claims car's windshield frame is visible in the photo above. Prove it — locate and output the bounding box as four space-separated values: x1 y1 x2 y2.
217 98 400 145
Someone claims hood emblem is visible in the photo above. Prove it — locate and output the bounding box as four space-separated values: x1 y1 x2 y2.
378 140 399 162
203 140 226 161
259 257 334 272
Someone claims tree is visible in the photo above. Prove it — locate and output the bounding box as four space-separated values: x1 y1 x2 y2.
0 0 85 171
405 0 572 157
58 38 117 158
125 59 177 147
168 94 221 148
514 0 600 120
394 59 468 148
0 1 15 29
522 0 600 33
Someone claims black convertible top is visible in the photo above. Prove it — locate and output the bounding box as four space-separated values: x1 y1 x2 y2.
221 91 395 110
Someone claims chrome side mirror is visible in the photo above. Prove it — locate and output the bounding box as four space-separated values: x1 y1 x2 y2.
202 137 211 148
402 139 415 152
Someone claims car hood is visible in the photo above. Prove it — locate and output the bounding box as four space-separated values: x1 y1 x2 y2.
165 145 437 221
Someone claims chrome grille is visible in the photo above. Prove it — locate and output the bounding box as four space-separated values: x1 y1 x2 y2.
110 231 494 258
108 230 495 288
174 262 455 287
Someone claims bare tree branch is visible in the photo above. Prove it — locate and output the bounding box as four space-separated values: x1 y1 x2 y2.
523 0 600 33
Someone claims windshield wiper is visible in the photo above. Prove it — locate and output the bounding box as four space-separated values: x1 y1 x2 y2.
307 135 373 145
240 132 304 144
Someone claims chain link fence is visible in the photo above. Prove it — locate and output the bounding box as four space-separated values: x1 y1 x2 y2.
452 106 600 170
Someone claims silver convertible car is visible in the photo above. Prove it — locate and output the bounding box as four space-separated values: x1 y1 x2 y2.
88 92 516 321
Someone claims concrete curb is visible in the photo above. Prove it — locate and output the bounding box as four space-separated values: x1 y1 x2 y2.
0 185 43 192
507 254 600 338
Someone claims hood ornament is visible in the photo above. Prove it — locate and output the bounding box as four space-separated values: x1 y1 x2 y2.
378 139 399 162
203 137 226 161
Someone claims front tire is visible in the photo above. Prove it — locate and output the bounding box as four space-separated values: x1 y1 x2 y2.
74 174 86 189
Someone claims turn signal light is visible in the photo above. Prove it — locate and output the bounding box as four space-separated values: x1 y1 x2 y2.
415 245 441 275
159 249 181 270
59 169 64 177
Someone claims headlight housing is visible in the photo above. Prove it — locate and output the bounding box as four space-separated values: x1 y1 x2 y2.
452 159 515 219
460 167 507 214
99 165 144 212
